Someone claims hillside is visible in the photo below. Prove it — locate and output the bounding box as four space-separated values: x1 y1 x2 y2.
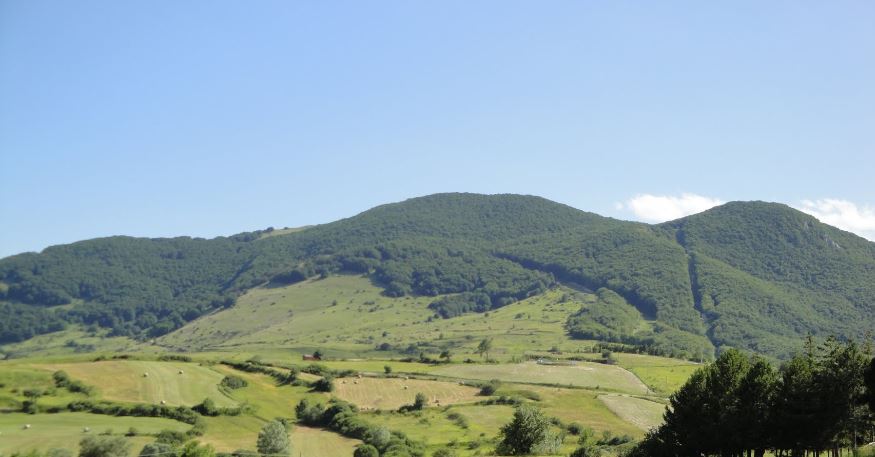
1 193 874 359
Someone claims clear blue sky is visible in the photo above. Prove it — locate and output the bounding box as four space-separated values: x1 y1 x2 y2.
2 1 874 257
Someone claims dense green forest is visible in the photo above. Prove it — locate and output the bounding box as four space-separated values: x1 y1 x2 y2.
628 338 875 457
1 193 873 359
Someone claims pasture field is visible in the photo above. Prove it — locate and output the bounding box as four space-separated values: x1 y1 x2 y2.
293 425 362 457
333 376 480 410
518 386 646 437
0 327 141 360
0 412 190 455
432 361 650 394
597 394 667 432
33 360 236 407
614 353 701 395
159 277 591 359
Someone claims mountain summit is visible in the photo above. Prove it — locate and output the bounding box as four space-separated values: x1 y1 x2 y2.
1 193 872 358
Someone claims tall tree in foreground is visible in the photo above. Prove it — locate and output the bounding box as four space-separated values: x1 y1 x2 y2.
865 356 875 413
496 404 551 455
629 339 873 456
256 420 291 456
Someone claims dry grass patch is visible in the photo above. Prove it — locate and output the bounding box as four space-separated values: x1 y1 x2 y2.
333 377 480 410
598 394 666 432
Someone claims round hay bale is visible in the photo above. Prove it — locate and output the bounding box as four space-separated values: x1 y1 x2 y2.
178 370 184 374
160 400 166 405
24 424 31 429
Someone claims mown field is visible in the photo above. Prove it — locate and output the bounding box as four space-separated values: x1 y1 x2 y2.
34 360 236 407
0 412 190 454
333 376 480 410
432 361 650 394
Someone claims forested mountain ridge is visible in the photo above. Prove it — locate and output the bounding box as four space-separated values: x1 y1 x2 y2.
1 193 873 359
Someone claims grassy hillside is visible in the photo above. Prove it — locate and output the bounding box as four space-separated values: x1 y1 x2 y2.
2 193 874 359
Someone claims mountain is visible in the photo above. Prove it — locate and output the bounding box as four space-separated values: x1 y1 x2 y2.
1 193 873 359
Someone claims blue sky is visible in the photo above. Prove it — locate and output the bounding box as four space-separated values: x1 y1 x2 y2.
2 1 874 257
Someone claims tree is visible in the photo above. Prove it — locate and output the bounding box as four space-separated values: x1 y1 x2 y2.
384 365 392 375
312 375 334 392
413 392 427 410
439 350 452 362
477 338 493 361
353 444 380 457
256 420 291 456
139 443 174 457
865 357 875 413
496 404 551 455
78 436 130 457
178 442 216 457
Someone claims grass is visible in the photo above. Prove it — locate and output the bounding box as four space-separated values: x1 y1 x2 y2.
0 327 140 360
33 360 236 407
0 412 190 455
432 361 650 395
614 353 701 395
293 425 361 457
597 395 666 432
333 376 480 410
158 276 592 359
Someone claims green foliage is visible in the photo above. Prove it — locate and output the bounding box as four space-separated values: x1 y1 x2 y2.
256 420 291 456
2 194 875 360
311 375 335 392
632 338 874 456
78 436 130 457
353 445 380 457
866 357 875 412
138 443 174 457
495 404 552 455
219 375 248 390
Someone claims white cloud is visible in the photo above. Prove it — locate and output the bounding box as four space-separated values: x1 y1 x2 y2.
624 193 725 222
796 199 875 241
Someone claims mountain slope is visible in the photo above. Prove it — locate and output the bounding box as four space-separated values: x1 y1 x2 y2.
1 193 873 359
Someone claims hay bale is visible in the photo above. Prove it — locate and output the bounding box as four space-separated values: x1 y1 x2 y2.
403 385 408 390
24 424 31 429
178 370 184 374
143 373 149 377
160 400 166 405
83 427 90 433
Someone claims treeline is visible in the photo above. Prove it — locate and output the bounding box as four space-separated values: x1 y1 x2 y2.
629 338 875 457
3 194 875 361
295 398 424 457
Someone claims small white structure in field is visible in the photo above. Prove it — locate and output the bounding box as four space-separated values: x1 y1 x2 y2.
24 424 31 429
404 376 409 380
160 400 166 405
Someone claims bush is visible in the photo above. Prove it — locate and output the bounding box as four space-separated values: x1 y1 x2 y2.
257 420 291 456
478 379 500 396
353 444 380 457
220 375 248 390
79 436 130 457
312 376 335 392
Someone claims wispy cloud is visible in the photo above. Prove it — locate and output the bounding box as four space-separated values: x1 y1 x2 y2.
619 193 724 223
796 199 875 241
